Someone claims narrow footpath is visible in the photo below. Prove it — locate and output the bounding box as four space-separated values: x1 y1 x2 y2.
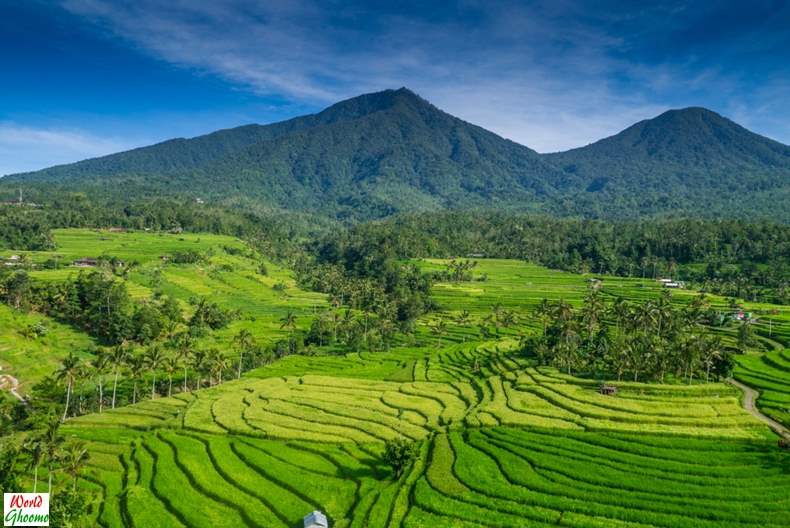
0 365 25 402
728 378 790 440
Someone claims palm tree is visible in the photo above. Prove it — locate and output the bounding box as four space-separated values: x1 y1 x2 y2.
279 311 297 337
55 352 81 422
737 320 753 351
190 349 207 390
61 441 90 491
90 350 109 413
535 299 552 335
500 309 517 328
144 345 165 399
163 356 180 397
174 333 193 393
701 336 723 383
206 349 228 385
108 344 130 409
23 435 45 493
582 290 605 340
41 417 63 494
429 318 448 347
127 354 146 404
233 328 255 379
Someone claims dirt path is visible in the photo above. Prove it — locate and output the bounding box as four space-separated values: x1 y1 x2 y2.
0 365 25 402
728 378 790 439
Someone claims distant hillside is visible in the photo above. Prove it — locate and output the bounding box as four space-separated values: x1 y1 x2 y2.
2 89 789 221
546 107 790 218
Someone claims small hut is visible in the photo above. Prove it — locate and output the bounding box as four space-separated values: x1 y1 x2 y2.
599 385 618 396
304 511 329 528
73 258 98 268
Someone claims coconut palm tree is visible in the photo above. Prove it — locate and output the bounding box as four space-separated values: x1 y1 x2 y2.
60 441 90 491
211 350 230 385
174 333 193 392
429 318 448 347
190 349 207 390
233 328 255 379
163 356 180 397
144 345 165 399
701 336 723 383
90 350 109 413
455 310 472 326
55 352 81 422
41 417 63 494
108 344 130 409
127 354 146 404
23 435 45 493
279 311 297 336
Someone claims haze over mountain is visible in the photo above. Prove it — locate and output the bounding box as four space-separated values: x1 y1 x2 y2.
3 88 789 221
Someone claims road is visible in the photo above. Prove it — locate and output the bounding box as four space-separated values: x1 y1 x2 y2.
728 378 790 440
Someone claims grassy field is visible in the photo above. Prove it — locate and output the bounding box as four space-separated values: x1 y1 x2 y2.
0 304 96 392
1 228 326 391
3 234 790 526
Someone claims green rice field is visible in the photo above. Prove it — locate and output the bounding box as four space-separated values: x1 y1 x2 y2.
3 231 790 526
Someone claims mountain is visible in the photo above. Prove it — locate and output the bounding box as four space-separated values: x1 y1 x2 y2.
2 89 789 221
545 107 790 217
2 88 562 220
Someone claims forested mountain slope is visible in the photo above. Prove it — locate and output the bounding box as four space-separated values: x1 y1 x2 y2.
3 89 789 220
546 107 790 217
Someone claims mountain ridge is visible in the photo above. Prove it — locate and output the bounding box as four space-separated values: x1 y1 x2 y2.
2 88 789 220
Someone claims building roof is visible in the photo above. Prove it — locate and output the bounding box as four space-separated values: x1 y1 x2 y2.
304 510 328 528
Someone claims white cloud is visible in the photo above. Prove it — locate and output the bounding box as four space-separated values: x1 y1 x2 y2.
0 123 139 176
58 0 790 151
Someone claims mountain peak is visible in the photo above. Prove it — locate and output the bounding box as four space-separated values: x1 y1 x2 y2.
316 87 431 122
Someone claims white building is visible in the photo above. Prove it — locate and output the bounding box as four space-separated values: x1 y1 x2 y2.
304 511 329 528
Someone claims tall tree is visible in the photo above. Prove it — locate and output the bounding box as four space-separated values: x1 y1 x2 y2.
163 356 180 397
90 350 109 413
108 345 130 409
145 346 165 399
23 435 45 493
55 352 81 422
233 328 255 379
127 354 146 404
60 441 90 491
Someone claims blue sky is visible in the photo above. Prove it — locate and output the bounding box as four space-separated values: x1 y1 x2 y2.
1 0 788 175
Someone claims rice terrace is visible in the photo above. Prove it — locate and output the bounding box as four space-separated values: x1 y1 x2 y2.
1 226 789 527
2 2 790 527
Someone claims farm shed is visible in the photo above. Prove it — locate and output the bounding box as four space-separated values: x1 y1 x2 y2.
599 385 618 396
73 257 98 267
304 510 329 528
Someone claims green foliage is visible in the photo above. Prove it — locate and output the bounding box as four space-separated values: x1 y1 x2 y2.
2 91 788 221
189 298 237 330
318 212 790 303
384 437 419 478
530 290 731 382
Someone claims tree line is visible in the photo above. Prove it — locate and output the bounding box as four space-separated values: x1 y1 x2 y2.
312 212 789 304
525 289 737 383
0 410 92 526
